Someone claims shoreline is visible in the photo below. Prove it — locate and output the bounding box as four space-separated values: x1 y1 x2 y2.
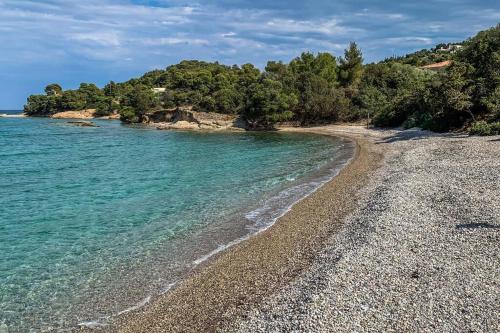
103 126 384 332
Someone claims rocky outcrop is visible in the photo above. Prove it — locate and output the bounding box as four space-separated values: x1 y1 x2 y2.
51 109 96 119
49 109 120 120
145 107 247 131
67 121 99 127
97 113 120 120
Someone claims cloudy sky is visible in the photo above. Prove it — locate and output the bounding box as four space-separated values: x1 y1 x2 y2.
0 0 499 109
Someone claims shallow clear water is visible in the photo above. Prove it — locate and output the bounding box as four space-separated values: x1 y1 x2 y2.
0 114 354 332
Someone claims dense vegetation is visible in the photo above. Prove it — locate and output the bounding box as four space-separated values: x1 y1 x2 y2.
381 43 461 66
25 25 499 133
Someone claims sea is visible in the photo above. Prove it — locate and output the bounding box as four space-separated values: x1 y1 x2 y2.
0 110 354 332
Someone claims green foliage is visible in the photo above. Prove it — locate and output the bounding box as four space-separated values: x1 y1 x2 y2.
339 42 363 88
60 90 85 111
45 84 62 96
120 106 138 123
359 62 433 127
383 42 460 66
457 25 500 114
287 52 340 122
24 25 499 132
94 97 117 117
481 86 500 119
469 121 500 136
24 94 54 115
243 78 297 125
123 85 158 121
367 25 499 132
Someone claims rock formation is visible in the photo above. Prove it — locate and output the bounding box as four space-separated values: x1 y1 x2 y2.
145 107 247 131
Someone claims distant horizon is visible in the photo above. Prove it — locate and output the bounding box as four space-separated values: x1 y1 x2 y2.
1 0 499 109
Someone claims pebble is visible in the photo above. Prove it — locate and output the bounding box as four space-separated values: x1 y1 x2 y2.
223 130 500 333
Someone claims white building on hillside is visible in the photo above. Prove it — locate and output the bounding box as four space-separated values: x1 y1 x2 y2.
152 87 166 93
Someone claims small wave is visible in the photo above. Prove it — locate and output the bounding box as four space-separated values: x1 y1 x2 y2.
159 282 177 295
0 113 25 118
116 296 151 316
77 317 109 329
192 234 253 266
78 289 171 329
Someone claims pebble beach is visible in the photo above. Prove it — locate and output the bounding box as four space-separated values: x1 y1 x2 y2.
107 126 499 333
225 126 500 332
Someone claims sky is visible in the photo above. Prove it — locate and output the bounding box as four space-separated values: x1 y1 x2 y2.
0 0 499 109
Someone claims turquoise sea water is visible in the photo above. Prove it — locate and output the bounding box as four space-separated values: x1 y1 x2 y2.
0 112 354 332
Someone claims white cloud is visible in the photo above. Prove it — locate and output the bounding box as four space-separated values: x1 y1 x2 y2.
67 32 122 47
0 0 497 69
221 32 237 38
264 18 348 35
384 37 434 45
143 37 209 46
354 10 408 21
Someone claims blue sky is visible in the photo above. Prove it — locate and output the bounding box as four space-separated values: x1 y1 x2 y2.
0 0 499 109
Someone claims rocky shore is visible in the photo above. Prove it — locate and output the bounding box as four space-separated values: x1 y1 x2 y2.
146 107 247 131
99 126 498 333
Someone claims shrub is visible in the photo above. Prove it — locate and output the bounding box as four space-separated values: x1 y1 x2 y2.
469 121 500 136
119 107 139 123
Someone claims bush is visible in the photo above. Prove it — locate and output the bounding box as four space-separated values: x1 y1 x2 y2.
120 107 139 123
469 121 500 136
402 112 433 129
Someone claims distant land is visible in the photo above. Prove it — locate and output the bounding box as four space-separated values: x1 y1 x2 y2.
23 25 499 135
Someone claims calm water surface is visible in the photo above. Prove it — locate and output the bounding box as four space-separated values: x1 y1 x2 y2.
0 113 354 332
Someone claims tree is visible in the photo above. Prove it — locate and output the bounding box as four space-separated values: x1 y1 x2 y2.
78 83 104 108
456 25 499 117
442 63 474 118
482 86 500 119
103 81 118 97
94 97 117 116
60 90 85 111
120 85 158 122
243 78 297 126
119 106 138 123
303 77 337 122
287 52 339 123
24 95 49 115
339 42 364 88
45 84 62 96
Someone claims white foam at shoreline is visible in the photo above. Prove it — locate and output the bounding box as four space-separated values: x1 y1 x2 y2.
159 282 177 295
77 316 110 329
116 296 151 316
0 113 26 118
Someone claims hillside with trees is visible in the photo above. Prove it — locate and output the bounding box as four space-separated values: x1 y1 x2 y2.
25 25 499 134
382 43 463 67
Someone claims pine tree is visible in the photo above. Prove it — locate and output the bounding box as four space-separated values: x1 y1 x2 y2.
339 42 364 88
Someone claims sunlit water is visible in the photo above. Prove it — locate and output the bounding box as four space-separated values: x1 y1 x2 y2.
0 112 354 332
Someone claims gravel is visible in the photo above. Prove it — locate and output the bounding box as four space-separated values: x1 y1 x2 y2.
223 130 500 333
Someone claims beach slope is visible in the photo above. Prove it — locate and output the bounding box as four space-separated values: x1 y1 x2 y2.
225 127 500 332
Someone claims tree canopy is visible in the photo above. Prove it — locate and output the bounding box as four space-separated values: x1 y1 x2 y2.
24 25 499 134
